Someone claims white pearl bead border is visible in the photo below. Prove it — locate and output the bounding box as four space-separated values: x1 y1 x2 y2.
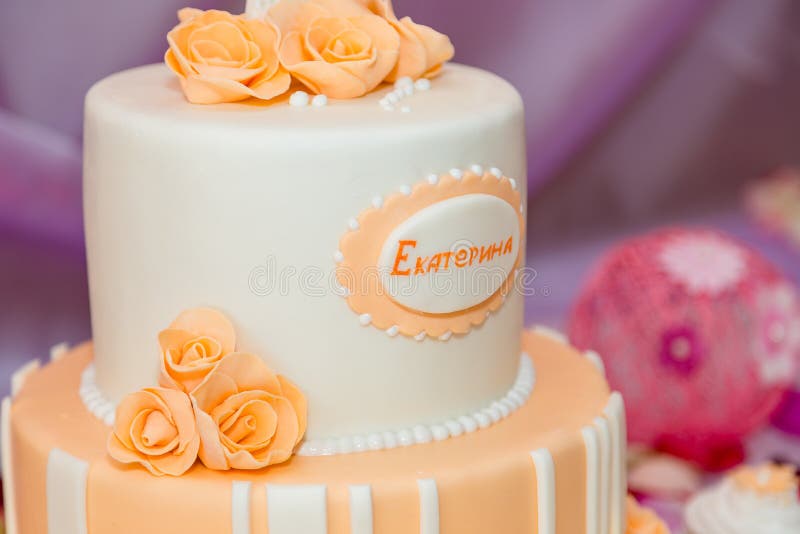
334 165 522 340
379 76 432 112
296 351 535 456
79 363 116 427
290 91 328 108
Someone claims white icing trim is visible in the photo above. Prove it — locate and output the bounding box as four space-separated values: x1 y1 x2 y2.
231 481 251 534
50 342 70 362
11 358 40 398
417 479 440 534
582 425 600 534
348 485 373 534
584 350 606 377
604 393 627 534
47 448 89 534
79 364 116 426
289 91 310 107
530 448 556 534
593 417 611 534
2 397 18 534
532 325 567 345
298 352 535 456
266 484 327 534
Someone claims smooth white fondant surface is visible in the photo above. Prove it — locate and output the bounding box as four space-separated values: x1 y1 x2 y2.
531 448 556 534
296 352 534 456
605 393 627 534
594 417 612 534
1 397 18 534
376 193 520 314
83 63 526 439
417 479 440 534
49 342 70 362
582 425 600 534
47 448 89 534
266 484 327 534
11 359 39 398
348 485 374 534
231 481 251 534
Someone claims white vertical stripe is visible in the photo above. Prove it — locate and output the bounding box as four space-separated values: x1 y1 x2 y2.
11 359 39 398
417 478 439 534
348 484 373 534
266 484 327 534
532 325 567 344
231 481 251 534
593 417 611 534
49 342 70 362
581 426 600 534
530 448 556 534
2 398 18 534
604 393 627 534
583 350 606 377
47 448 89 534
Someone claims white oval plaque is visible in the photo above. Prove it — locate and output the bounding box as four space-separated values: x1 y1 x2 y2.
377 194 520 314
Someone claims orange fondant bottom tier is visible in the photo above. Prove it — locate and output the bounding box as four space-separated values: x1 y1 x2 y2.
4 330 626 534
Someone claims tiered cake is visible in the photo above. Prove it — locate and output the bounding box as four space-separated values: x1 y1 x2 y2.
3 1 627 532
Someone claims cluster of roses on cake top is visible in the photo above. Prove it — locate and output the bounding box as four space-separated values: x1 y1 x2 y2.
165 0 455 103
107 308 307 476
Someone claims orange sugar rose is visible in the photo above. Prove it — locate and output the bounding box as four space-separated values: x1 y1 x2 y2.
165 8 291 104
107 387 200 477
357 0 453 81
268 0 400 98
192 352 307 470
158 307 237 393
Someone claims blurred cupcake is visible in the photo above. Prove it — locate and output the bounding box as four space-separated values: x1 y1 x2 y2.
685 463 800 533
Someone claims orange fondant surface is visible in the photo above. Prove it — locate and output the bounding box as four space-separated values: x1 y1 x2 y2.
11 331 609 533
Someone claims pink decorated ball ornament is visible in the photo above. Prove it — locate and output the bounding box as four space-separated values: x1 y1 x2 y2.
569 228 800 469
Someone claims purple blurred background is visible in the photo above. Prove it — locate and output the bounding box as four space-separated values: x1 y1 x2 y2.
2 0 800 390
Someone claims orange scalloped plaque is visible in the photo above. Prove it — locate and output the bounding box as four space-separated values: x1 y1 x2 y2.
336 169 525 339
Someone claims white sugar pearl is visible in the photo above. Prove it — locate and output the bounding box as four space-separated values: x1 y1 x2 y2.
311 94 328 107
400 105 411 113
414 78 431 91
394 76 414 91
289 91 309 107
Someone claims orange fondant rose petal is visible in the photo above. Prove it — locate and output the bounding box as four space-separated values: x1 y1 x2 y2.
250 69 292 100
169 308 236 353
278 375 308 444
399 17 454 78
108 387 199 477
268 1 330 35
194 401 231 470
165 10 291 104
178 7 203 23
225 395 300 469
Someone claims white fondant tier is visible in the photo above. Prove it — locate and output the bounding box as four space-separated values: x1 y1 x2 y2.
83 63 526 440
